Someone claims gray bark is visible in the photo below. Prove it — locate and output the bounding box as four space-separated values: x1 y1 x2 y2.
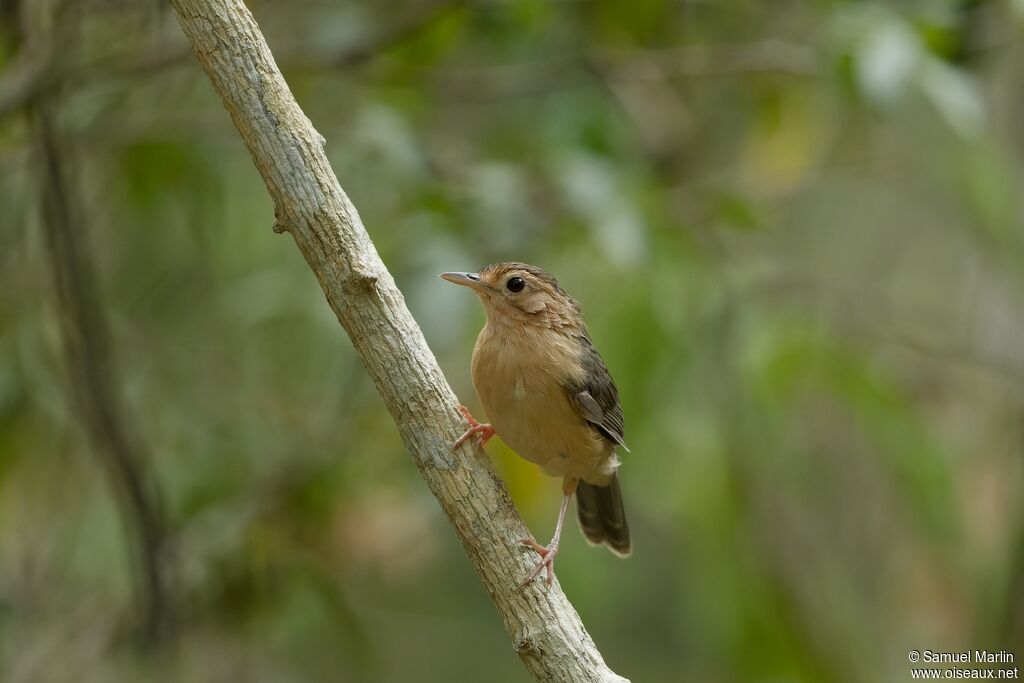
166 1 629 681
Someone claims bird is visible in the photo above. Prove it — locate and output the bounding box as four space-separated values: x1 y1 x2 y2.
440 262 630 589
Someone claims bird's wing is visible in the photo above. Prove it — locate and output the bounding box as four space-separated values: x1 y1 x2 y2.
565 335 629 452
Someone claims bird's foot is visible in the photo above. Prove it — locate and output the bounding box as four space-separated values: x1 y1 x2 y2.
518 538 559 589
452 404 495 450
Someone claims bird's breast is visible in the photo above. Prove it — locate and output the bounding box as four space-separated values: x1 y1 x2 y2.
471 323 615 484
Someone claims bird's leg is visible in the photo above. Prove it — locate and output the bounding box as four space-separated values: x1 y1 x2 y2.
519 477 578 589
452 404 495 450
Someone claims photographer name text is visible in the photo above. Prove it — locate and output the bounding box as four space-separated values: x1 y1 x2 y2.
920 652 1016 665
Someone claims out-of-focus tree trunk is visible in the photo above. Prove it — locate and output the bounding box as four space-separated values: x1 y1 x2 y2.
34 105 170 646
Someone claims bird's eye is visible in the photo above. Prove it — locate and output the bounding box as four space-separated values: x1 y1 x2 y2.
506 276 526 293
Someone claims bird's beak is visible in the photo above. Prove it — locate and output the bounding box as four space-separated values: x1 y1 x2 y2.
440 271 491 293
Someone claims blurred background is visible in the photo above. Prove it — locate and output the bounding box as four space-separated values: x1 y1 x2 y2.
1 0 1023 681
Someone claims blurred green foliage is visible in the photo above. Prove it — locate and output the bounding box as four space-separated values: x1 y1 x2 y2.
1 0 1022 681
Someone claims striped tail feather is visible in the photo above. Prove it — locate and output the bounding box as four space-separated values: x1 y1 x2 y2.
575 474 631 557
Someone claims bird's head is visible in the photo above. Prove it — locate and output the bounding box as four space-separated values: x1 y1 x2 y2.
441 262 583 330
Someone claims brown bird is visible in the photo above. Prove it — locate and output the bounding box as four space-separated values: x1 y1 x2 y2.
441 262 630 588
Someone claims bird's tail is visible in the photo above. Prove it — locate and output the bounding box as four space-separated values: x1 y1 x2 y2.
575 474 631 557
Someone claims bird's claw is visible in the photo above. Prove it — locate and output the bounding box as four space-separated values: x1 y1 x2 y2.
518 538 559 590
452 404 495 450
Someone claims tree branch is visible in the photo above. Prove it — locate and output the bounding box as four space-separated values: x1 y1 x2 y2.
165 1 628 681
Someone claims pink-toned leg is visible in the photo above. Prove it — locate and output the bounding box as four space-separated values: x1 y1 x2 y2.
519 478 578 589
452 404 496 450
